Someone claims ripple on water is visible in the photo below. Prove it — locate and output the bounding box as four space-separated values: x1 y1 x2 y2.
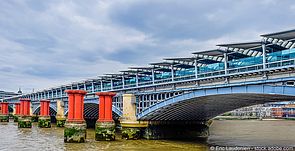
1 120 294 151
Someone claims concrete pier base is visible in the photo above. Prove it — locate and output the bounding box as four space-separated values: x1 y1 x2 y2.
0 114 9 122
38 116 51 128
18 116 32 128
143 120 212 140
31 114 38 122
56 117 66 127
95 121 115 141
121 121 148 140
64 122 87 143
13 115 19 122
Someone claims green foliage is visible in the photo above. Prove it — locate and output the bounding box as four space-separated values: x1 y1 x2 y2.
38 118 51 128
95 126 115 141
64 126 86 143
13 116 18 122
18 120 32 128
56 119 66 127
0 115 9 122
122 128 141 140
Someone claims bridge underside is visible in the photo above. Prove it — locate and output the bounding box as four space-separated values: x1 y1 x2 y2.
140 93 295 121
84 103 120 120
33 107 57 116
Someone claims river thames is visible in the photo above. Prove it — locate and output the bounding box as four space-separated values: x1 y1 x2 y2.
0 120 294 151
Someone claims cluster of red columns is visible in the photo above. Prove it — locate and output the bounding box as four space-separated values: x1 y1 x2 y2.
65 90 116 123
0 102 9 115
40 100 50 116
14 99 50 117
5 90 115 121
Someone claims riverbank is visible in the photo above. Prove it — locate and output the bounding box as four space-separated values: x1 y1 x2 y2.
214 116 295 120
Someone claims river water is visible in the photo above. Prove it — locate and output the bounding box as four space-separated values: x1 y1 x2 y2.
0 120 294 151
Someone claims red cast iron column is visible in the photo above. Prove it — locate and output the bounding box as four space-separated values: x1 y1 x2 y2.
20 98 31 116
96 92 116 122
65 90 87 123
1 102 9 115
40 100 50 116
15 103 21 115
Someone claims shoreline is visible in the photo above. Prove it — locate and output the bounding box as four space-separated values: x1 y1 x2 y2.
213 116 295 121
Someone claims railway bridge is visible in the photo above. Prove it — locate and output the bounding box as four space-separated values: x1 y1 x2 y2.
2 29 295 142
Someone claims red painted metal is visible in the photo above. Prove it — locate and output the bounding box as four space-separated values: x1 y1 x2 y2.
65 90 87 122
96 92 116 122
19 98 31 116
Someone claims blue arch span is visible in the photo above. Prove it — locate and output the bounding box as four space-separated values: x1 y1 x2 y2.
137 84 295 121
33 105 57 116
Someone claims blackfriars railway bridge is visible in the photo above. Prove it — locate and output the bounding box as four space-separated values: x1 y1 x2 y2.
2 29 295 142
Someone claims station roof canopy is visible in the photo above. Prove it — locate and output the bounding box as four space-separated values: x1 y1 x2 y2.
129 67 153 70
217 41 262 49
165 57 196 62
192 49 225 57
227 51 249 60
150 62 174 66
163 57 196 68
261 29 295 40
127 67 154 75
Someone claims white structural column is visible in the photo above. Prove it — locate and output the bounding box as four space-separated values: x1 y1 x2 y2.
136 72 139 87
152 69 155 84
262 38 267 70
111 79 113 90
224 52 228 75
60 88 63 97
122 76 125 88
100 80 103 91
194 58 198 79
91 82 94 93
171 65 174 81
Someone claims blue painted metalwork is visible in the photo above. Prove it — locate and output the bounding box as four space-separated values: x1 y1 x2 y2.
137 84 295 119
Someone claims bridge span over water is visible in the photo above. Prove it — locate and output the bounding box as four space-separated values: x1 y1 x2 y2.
3 28 295 139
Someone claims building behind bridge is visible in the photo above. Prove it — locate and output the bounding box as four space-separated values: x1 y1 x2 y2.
229 101 295 119
0 89 22 101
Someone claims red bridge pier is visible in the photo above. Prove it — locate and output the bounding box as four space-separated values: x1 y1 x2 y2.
38 100 51 128
0 102 9 122
18 98 32 128
13 103 21 122
64 90 87 143
95 92 116 141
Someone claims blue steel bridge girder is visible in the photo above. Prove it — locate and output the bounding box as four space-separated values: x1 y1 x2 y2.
137 79 295 121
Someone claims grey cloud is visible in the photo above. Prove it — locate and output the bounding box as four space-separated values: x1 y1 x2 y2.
0 0 295 93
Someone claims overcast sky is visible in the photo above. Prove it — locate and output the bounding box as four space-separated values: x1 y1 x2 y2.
1 0 295 93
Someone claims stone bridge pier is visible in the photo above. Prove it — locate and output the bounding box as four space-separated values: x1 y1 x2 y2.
95 92 116 141
120 94 211 140
38 100 51 128
18 98 32 128
64 90 87 143
143 120 211 140
0 102 9 122
120 94 147 140
56 100 66 127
